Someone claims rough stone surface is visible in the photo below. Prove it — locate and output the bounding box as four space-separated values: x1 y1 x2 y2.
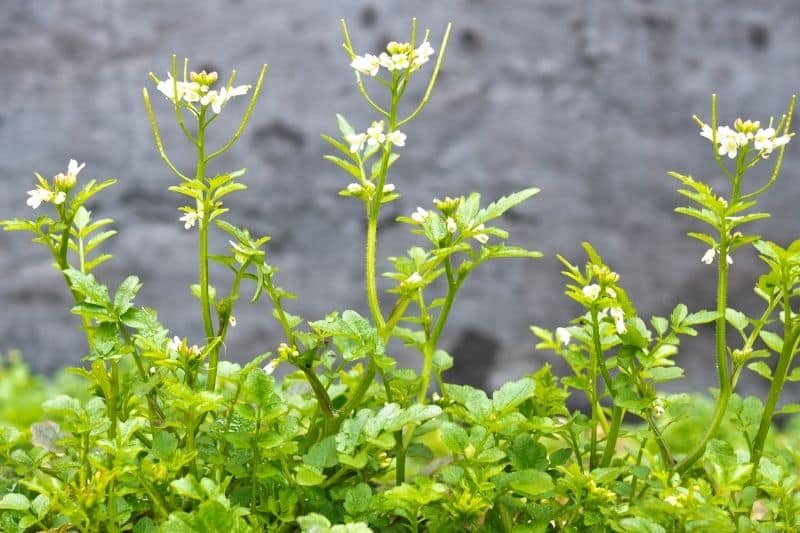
2 1 800 399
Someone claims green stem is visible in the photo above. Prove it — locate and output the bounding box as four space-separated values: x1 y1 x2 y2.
675 235 731 474
108 360 119 439
751 325 800 478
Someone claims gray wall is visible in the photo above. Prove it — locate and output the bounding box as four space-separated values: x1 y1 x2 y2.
2 0 800 397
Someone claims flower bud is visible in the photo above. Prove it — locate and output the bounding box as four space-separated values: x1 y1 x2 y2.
53 172 76 191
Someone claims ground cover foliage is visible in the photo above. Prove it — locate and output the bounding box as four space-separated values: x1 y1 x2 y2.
1 20 800 532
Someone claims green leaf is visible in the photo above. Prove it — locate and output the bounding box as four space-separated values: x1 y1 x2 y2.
747 361 773 381
648 366 684 382
670 304 688 325
304 436 339 470
31 494 50 520
0 493 30 511
760 330 784 353
776 403 800 415
440 422 469 454
617 517 666 533
502 469 554 497
324 155 361 179
475 188 539 225
683 310 720 326
336 114 355 138
64 269 111 306
295 464 326 486
725 308 749 332
170 475 203 500
508 434 548 470
114 276 142 314
492 377 536 413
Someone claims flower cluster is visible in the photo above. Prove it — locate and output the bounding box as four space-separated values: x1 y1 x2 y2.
701 248 733 266
345 121 406 153
179 208 202 230
581 281 626 334
407 197 490 245
699 118 791 159
167 336 202 358
26 159 85 209
155 70 251 114
350 40 435 77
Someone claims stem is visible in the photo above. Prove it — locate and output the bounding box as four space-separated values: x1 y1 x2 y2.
675 232 731 474
108 360 119 439
751 326 800 478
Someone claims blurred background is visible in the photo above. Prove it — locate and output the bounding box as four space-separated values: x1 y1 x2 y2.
2 0 800 399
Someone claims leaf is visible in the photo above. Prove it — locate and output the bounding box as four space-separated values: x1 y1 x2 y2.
618 517 666 533
683 310 720 326
324 155 361 179
114 276 142 314
508 434 548 470
30 421 65 453
747 361 773 380
31 494 50 519
440 422 469 454
295 464 326 486
759 330 784 353
725 308 749 332
336 114 355 138
0 493 30 511
776 403 800 415
670 304 688 325
170 475 203 500
474 187 539 225
304 436 339 470
492 377 536 413
502 469 554 497
648 366 684 382
64 269 111 306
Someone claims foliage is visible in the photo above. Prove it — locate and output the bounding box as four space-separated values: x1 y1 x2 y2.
2 20 800 533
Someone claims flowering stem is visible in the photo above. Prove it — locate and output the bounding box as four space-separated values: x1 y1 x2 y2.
675 227 731 474
751 284 800 480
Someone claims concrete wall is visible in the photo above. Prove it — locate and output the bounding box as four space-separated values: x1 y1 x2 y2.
2 0 799 397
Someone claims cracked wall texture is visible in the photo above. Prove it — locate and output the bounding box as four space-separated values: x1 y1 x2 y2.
2 0 800 398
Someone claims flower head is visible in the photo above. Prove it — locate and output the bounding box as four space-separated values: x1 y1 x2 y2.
610 307 626 334
701 248 716 265
386 130 407 147
200 84 251 114
54 159 85 191
582 284 601 301
345 133 367 153
350 54 381 77
411 207 430 223
366 121 386 145
555 327 571 346
472 223 489 244
446 217 457 234
411 41 435 70
26 187 52 209
179 209 201 230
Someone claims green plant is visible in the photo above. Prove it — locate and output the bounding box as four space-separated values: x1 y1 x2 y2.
1 19 800 533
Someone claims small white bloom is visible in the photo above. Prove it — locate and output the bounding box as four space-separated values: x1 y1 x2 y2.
386 130 406 147
366 121 386 145
411 207 430 223
699 123 714 141
167 336 182 352
67 159 85 179
52 191 66 205
411 41 435 70
179 210 200 230
726 254 733 265
610 307 626 334
378 52 396 71
263 359 280 375
149 366 156 376
346 183 363 194
582 284 601 301
345 132 367 153
229 315 237 328
555 327 571 346
26 187 52 209
201 84 251 114
754 127 776 151
772 134 791 149
446 217 457 234
472 223 489 244
189 344 202 357
716 126 740 159
405 272 423 285
350 54 381 76
382 183 395 193
606 287 617 299
391 53 410 70
701 248 716 265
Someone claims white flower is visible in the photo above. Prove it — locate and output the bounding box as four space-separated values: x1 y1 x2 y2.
167 336 182 352
582 284 601 301
188 344 202 357
229 316 237 328
350 54 381 76
411 41 435 70
201 84 251 114
754 127 776 151
67 159 85 179
472 223 489 244
26 187 52 209
411 207 430 223
699 123 714 141
405 272 423 285
610 307 626 334
446 217 457 234
717 126 743 159
156 74 202 104
52 191 66 205
345 133 367 153
555 327 571 346
378 52 395 71
179 209 201 230
726 254 733 265
346 183 363 194
386 130 406 147
606 287 617 299
379 52 410 71
263 359 280 375
382 183 395 193
701 248 716 265
366 121 386 145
